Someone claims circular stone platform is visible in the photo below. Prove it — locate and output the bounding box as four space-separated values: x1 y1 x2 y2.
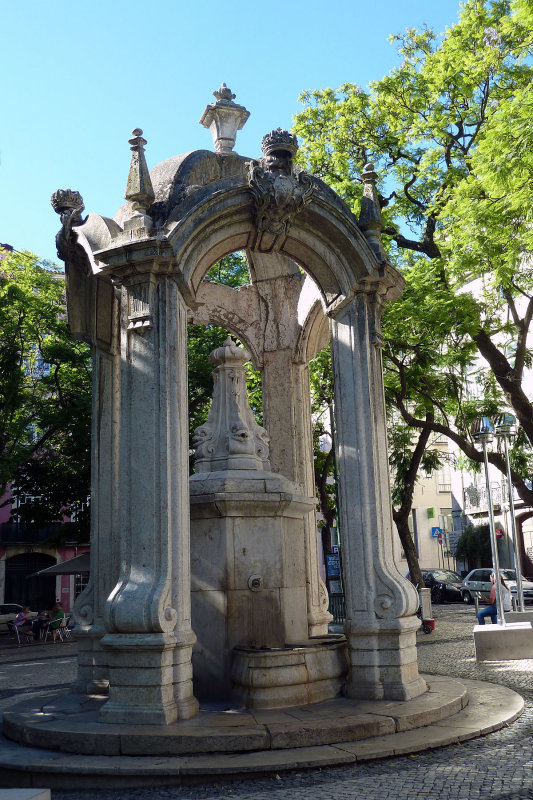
0 675 524 788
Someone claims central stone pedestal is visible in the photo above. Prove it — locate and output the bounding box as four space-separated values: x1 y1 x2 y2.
189 337 346 707
190 469 344 703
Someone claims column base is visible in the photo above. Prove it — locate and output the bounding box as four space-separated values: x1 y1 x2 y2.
343 615 427 701
99 633 198 725
308 608 334 638
70 625 109 695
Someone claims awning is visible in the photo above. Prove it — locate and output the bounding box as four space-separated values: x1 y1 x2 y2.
32 552 90 576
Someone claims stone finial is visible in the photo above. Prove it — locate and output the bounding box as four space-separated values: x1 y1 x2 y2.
124 128 155 230
213 83 236 103
199 84 250 155
359 163 386 261
193 337 270 472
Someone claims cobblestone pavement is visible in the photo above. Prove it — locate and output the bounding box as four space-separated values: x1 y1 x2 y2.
1 605 533 800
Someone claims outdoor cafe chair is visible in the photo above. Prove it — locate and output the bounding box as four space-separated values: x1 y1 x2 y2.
7 621 33 646
45 616 72 642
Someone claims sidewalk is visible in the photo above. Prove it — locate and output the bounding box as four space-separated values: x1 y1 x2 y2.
0 634 77 664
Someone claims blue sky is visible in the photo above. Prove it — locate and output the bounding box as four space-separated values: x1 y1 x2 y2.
1 0 463 264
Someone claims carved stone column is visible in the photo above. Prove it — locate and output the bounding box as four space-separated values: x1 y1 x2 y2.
330 284 426 701
261 352 331 634
72 315 120 694
99 271 198 724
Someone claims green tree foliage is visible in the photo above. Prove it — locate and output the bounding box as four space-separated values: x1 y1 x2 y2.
0 248 92 541
309 347 337 557
294 0 533 575
455 524 492 570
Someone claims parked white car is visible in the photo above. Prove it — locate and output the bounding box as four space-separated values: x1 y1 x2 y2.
461 568 533 604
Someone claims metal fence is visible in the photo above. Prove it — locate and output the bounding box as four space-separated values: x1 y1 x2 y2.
328 593 346 624
463 483 503 513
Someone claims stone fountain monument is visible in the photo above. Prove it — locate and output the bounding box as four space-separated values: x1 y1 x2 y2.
1 85 443 766
1 85 525 790
44 84 425 725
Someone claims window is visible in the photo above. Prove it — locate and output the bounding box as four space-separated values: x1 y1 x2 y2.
439 508 453 532
10 492 42 524
74 572 89 598
436 464 451 493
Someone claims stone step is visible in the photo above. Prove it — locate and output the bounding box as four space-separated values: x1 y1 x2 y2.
3 675 466 757
0 676 524 789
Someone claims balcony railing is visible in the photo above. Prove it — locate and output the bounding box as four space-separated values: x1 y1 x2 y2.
463 483 503 514
0 523 61 544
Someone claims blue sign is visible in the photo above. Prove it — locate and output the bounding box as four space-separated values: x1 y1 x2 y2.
331 545 339 554
326 554 340 576
431 527 443 539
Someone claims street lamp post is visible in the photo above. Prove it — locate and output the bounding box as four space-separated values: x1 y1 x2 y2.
494 413 525 613
471 417 506 626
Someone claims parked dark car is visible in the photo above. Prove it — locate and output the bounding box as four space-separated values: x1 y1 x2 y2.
406 569 463 603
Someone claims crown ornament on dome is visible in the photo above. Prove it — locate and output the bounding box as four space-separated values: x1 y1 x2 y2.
261 128 299 159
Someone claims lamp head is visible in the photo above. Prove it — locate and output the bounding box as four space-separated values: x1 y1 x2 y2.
494 412 517 438
470 416 494 443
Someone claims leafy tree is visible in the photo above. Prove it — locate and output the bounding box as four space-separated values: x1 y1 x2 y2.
455 524 492 570
294 0 533 581
0 247 92 541
309 347 337 559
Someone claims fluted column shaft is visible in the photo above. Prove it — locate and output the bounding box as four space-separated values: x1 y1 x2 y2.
331 288 426 701
99 272 198 724
72 279 120 695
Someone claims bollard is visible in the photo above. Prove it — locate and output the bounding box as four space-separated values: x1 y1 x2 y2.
474 596 479 614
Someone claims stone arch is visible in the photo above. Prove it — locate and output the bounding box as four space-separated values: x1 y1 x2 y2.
166 176 382 311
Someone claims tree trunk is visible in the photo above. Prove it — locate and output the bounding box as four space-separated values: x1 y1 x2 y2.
393 509 424 588
474 329 533 447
